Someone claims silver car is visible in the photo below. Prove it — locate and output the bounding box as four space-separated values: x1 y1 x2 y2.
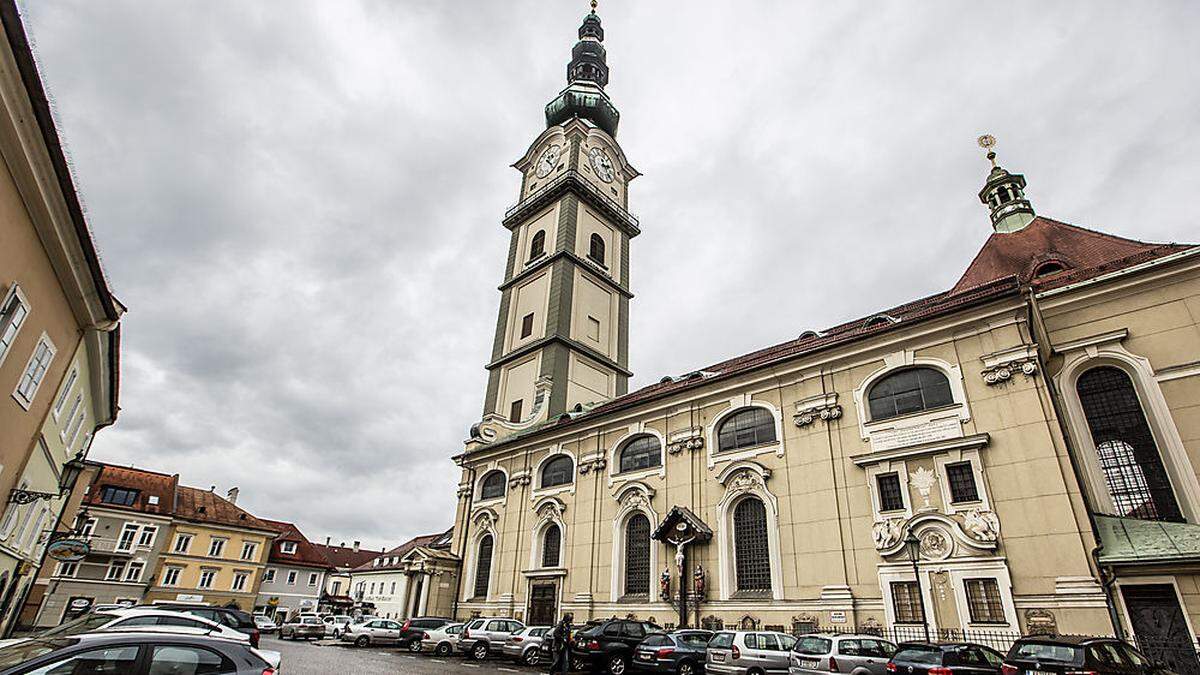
340 618 404 647
789 634 897 675
420 622 465 656
707 631 798 675
502 626 551 666
458 616 526 660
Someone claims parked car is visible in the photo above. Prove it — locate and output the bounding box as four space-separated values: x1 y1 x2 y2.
399 617 455 652
706 630 798 675
421 622 465 656
572 618 664 675
138 602 261 648
503 626 553 666
353 614 380 624
633 629 713 675
460 616 527 660
886 642 1004 675
254 615 278 633
280 615 326 640
791 633 897 675
0 631 279 675
341 618 406 647
323 614 353 638
0 608 248 648
1002 635 1171 675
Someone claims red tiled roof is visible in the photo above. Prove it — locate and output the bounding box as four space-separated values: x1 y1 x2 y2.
351 533 444 573
311 543 382 570
260 519 334 569
173 485 276 534
950 216 1189 294
83 464 178 517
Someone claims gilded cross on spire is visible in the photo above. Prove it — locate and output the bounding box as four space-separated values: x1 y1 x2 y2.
591 0 598 12
977 134 998 168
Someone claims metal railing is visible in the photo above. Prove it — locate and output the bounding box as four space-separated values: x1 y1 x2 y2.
504 170 638 230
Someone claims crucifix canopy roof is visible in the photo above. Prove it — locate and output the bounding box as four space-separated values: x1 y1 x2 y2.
652 505 713 543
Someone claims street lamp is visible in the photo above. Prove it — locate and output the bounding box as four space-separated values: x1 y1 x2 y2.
903 530 931 643
58 452 87 494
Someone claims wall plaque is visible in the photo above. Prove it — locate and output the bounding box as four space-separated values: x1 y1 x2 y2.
870 417 961 452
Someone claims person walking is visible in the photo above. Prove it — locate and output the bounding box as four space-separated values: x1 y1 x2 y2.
548 612 574 675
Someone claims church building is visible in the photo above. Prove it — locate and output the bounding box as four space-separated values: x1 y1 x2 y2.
448 6 1200 665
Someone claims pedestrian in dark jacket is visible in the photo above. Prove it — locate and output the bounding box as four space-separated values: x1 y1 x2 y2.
548 613 573 674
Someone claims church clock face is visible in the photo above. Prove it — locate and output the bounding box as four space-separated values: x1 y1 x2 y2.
588 147 615 183
535 144 561 178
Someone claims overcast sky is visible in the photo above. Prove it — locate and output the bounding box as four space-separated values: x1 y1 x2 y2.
19 1 1200 552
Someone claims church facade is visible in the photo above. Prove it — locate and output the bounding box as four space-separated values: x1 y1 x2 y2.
448 6 1200 661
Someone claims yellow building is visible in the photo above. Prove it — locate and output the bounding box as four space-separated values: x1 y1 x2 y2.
143 486 275 611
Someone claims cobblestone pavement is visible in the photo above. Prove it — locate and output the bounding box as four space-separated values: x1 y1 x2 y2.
262 636 543 675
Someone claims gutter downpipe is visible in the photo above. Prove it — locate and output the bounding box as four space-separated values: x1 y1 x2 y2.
1026 290 1124 638
452 464 477 620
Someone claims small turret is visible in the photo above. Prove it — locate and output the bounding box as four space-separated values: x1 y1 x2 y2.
977 135 1035 233
545 1 620 137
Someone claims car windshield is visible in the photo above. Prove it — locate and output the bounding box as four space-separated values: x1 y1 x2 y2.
0 639 77 668
38 613 119 637
1012 643 1084 664
709 633 735 649
679 633 713 647
894 647 942 665
794 636 832 655
302 618 321 625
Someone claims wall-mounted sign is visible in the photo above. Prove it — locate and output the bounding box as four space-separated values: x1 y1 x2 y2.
829 610 847 624
175 594 204 602
47 538 90 562
63 596 93 621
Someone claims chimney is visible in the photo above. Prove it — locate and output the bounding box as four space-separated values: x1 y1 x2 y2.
340 542 346 548
226 487 239 504
353 541 360 552
325 536 331 546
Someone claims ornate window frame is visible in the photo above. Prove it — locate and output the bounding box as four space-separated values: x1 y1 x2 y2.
528 497 568 571
531 446 577 501
878 558 1017 632
865 460 912 522
715 462 783 601
852 352 971 447
706 395 785 470
1054 331 1200 523
464 508 500 602
475 465 510 506
609 482 659 602
608 423 666 486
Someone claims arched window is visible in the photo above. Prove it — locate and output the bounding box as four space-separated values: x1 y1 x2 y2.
542 523 561 568
717 407 776 453
529 230 546 260
623 514 650 597
733 497 771 592
618 435 661 473
541 456 574 489
1077 366 1181 522
1033 261 1066 277
588 233 606 265
867 367 953 421
473 534 494 598
479 471 506 500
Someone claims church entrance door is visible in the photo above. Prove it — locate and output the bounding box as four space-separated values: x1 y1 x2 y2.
1122 584 1200 675
528 582 558 625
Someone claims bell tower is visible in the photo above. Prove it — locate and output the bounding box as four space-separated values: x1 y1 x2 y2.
472 5 639 443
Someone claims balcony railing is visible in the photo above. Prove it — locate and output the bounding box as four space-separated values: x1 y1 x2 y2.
504 170 639 231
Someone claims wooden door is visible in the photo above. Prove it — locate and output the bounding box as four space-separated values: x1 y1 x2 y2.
1122 584 1200 675
528 582 557 626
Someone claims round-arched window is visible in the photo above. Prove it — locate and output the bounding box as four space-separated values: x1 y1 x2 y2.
618 435 661 473
542 523 561 568
588 233 606 265
716 408 777 453
473 534 493 598
733 497 771 592
479 471 506 500
867 367 953 421
541 456 574 489
623 514 651 596
529 230 546 260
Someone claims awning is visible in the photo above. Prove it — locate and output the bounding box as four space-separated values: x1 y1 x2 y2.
1096 515 1200 565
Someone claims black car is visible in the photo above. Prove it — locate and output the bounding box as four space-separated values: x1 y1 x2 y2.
0 631 276 674
136 603 261 648
1003 635 1173 675
887 642 1004 675
572 618 663 675
399 616 453 652
633 630 713 675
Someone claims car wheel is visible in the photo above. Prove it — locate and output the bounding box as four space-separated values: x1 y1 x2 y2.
523 648 542 666
333 629 341 639
436 642 452 656
678 661 696 675
608 655 628 675
472 642 489 660
355 636 370 647
409 640 423 653
572 656 588 672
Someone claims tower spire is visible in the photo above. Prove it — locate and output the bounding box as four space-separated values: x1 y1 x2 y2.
545 2 620 136
977 135 1035 233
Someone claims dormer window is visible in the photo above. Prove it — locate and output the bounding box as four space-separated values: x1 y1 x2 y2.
99 486 139 507
280 541 297 555
1033 261 1067 278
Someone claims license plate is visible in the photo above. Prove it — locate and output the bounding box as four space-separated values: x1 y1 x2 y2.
800 659 819 668
712 654 726 662
637 653 653 661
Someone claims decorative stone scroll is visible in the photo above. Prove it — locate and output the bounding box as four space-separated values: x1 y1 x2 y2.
793 393 843 427
578 456 607 474
508 472 532 489
980 346 1039 386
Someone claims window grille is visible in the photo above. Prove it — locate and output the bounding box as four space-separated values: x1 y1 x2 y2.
717 408 777 453
619 435 662 473
541 456 574 488
733 498 771 592
474 535 494 598
1077 366 1181 522
542 524 561 568
480 471 506 500
877 473 905 512
890 581 925 624
946 462 980 503
624 514 650 596
964 578 1006 624
867 367 953 421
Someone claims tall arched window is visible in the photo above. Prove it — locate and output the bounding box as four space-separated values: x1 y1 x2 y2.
479 471 506 500
541 456 574 489
618 435 661 473
733 497 771 593
542 523 561 568
867 367 953 421
717 408 776 453
623 514 650 597
588 233 606 265
473 534 494 598
529 230 546 260
1077 366 1181 522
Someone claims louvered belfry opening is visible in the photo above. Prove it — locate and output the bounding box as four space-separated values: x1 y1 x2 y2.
733 497 771 592
1077 366 1182 522
624 513 651 597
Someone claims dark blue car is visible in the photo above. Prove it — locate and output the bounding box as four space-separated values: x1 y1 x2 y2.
633 630 714 675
